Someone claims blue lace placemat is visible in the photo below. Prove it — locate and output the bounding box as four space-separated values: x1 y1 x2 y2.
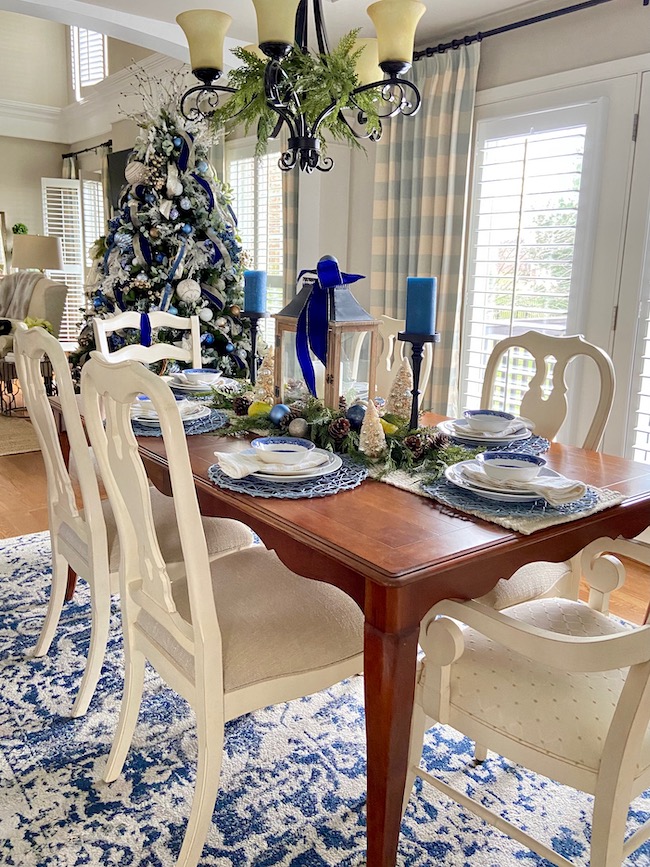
207 456 368 499
132 409 228 437
420 478 625 535
447 434 550 455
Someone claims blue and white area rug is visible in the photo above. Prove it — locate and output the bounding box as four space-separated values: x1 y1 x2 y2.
2 532 650 866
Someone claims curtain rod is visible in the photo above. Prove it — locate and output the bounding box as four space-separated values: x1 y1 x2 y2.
61 139 112 159
414 0 617 59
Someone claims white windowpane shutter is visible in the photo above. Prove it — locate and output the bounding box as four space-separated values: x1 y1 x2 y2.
630 297 650 463
460 105 596 418
42 178 84 344
81 176 106 270
70 27 107 99
226 145 284 344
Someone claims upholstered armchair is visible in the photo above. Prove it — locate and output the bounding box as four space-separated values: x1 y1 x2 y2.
0 272 68 357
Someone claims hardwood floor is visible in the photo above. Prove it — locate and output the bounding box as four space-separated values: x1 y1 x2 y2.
1 450 648 623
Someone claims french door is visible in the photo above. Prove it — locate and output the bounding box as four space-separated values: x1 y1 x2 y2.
460 74 638 447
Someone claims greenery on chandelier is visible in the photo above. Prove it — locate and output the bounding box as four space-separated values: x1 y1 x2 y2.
211 32 382 156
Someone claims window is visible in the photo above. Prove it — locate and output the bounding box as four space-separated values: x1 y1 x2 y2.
70 27 107 100
460 103 602 419
226 142 284 344
42 179 85 345
80 174 105 269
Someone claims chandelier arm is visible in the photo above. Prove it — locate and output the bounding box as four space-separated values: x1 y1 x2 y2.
351 78 422 120
312 0 330 55
336 108 384 142
179 83 239 122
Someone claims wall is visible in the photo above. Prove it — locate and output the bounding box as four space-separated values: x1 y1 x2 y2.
107 38 153 76
0 11 68 107
0 137 65 235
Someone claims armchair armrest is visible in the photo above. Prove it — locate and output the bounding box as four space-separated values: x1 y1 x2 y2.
422 598 650 672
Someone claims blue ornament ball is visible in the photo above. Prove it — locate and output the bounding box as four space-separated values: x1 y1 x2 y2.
170 208 179 220
93 297 102 309
225 342 234 353
144 193 156 204
167 305 178 315
181 223 192 235
346 403 366 431
155 253 165 264
180 197 191 210
205 333 215 346
269 403 291 426
173 136 183 148
197 160 208 173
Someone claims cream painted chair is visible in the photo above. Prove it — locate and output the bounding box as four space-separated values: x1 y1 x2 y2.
92 310 202 368
476 331 616 611
80 353 364 867
404 535 650 867
371 315 433 400
0 272 68 357
13 325 253 717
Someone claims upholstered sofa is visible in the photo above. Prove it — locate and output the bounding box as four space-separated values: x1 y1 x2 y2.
0 272 68 357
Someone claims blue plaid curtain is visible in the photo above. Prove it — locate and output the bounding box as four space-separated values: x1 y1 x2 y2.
370 44 480 415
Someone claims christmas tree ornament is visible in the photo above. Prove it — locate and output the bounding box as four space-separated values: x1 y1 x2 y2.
166 163 184 197
225 342 234 353
248 400 272 416
199 307 213 321
182 223 193 235
124 160 148 185
288 417 309 438
359 398 387 458
230 304 241 317
173 136 183 148
346 403 366 431
197 160 209 173
216 317 227 328
269 403 291 426
385 358 414 420
254 347 275 404
170 207 180 220
180 196 191 210
176 279 202 303
159 199 174 220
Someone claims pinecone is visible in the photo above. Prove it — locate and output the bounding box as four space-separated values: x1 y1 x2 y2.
278 413 292 430
289 401 306 420
403 433 425 459
328 417 351 442
429 431 450 451
233 395 252 416
338 396 347 412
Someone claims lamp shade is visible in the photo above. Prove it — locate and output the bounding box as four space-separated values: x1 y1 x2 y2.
252 0 300 46
12 234 63 271
367 0 425 64
354 37 381 86
177 9 232 74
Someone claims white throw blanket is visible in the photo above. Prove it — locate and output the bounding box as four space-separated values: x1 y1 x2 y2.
0 272 42 320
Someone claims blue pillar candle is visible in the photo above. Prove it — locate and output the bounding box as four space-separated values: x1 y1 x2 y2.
405 276 437 336
243 270 267 314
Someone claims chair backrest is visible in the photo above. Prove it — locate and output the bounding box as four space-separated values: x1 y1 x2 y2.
480 331 615 449
92 311 202 368
81 353 221 674
13 325 107 554
27 278 68 338
374 315 433 400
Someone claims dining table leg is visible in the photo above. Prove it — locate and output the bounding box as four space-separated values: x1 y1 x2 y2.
364 616 420 867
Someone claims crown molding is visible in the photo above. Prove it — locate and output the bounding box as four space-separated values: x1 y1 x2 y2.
0 52 185 145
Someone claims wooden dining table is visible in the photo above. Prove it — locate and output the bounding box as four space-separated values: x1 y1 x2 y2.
130 414 650 867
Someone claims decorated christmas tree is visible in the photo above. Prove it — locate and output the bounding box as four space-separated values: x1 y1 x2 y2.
70 73 250 379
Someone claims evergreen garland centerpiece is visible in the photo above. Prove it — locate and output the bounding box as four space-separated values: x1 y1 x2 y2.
211 33 381 158
70 72 250 379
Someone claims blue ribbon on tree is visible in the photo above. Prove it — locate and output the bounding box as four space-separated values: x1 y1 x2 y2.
140 312 152 347
192 173 215 211
295 257 364 397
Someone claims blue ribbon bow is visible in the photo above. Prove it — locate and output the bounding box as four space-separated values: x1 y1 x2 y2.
295 257 364 397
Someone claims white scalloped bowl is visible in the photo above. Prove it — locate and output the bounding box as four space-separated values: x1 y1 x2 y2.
478 451 546 483
251 436 315 465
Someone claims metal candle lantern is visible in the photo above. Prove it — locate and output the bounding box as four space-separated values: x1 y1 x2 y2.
273 256 379 409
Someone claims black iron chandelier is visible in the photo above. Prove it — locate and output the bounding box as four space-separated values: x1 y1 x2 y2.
177 0 426 173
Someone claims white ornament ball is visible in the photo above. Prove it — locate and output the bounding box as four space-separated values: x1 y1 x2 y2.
199 307 214 322
125 161 148 185
288 418 309 438
175 278 202 303
216 317 227 328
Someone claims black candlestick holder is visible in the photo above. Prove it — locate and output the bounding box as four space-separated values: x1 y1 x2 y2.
397 331 441 430
242 311 269 385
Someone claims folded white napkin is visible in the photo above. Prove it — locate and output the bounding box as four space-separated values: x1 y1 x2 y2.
131 399 193 419
213 450 329 479
461 464 587 507
454 417 534 438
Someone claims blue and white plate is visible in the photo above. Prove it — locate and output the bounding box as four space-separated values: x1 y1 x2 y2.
437 418 531 444
246 448 342 483
445 460 563 502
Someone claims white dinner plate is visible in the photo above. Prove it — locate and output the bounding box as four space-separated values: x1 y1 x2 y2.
171 377 238 393
133 405 211 426
246 448 343 483
445 460 563 502
437 418 532 444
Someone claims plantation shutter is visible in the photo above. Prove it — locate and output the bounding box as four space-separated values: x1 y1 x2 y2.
42 178 84 344
460 103 600 417
70 27 107 99
226 142 283 344
80 174 106 269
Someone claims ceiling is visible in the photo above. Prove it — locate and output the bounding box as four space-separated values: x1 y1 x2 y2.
0 0 572 62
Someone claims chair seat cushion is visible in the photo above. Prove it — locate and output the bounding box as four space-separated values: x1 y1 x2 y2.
422 598 650 776
140 546 364 694
475 561 571 610
101 487 254 572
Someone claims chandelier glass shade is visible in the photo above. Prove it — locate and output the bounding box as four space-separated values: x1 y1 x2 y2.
177 0 426 173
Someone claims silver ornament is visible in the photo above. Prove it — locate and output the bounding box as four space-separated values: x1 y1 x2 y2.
216 317 227 327
199 307 214 322
288 418 309 438
175 278 202 302
124 161 148 185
